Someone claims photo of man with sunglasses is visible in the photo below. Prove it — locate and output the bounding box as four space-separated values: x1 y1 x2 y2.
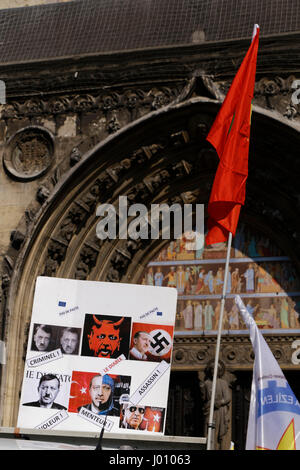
120 395 146 430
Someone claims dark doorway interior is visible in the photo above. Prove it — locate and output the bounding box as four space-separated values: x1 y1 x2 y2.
165 371 204 437
231 371 252 450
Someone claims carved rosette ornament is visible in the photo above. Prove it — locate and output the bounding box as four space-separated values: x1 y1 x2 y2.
3 126 54 181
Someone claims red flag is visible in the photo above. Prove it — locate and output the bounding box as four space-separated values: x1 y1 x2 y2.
206 27 260 245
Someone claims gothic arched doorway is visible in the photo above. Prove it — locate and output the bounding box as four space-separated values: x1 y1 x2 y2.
1 98 299 431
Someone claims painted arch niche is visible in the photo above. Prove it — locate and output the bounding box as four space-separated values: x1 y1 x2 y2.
138 223 300 334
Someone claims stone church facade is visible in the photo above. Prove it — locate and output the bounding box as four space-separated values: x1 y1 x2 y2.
0 0 299 449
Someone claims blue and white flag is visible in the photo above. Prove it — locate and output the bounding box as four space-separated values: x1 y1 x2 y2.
235 295 300 450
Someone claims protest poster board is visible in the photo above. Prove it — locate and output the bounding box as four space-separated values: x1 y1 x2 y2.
17 277 177 435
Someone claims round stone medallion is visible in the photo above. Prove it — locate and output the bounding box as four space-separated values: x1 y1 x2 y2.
3 126 54 181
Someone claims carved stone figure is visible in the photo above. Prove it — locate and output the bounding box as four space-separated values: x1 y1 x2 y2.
75 245 99 279
36 185 50 204
44 239 68 274
10 230 25 250
106 266 120 282
70 147 82 167
199 361 231 450
107 116 121 133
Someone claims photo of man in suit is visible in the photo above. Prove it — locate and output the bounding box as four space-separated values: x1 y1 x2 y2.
23 374 66 410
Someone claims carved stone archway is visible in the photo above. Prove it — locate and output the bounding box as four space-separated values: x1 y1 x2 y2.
1 97 299 426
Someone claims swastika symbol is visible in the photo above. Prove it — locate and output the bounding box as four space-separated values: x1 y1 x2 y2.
149 329 172 356
151 332 170 353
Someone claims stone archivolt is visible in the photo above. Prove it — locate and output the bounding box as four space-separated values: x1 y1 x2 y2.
0 77 299 425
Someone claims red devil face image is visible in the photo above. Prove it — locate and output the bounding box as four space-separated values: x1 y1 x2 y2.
88 316 124 358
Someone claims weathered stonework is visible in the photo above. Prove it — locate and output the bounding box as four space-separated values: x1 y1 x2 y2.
0 23 299 434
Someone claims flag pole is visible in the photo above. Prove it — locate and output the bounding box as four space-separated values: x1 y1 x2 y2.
206 231 232 450
205 24 258 450
252 24 259 41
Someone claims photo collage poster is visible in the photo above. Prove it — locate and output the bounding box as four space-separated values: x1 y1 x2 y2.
17 277 177 435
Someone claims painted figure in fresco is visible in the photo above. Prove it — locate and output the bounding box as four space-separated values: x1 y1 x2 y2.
280 297 289 329
193 301 203 330
174 239 180 258
182 300 193 330
231 268 241 293
167 241 176 260
226 266 232 294
215 267 224 294
164 266 177 288
175 265 185 294
184 267 194 295
255 264 266 292
243 263 255 292
195 237 204 259
213 300 222 330
289 298 299 329
154 267 164 287
228 303 239 330
204 300 214 330
222 305 229 330
205 270 215 294
146 267 154 285
195 268 205 294
266 303 280 329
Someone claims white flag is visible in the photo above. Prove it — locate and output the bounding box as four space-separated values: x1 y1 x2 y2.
235 295 300 450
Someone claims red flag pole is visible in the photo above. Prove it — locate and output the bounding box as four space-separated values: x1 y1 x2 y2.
206 24 259 450
206 231 232 450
